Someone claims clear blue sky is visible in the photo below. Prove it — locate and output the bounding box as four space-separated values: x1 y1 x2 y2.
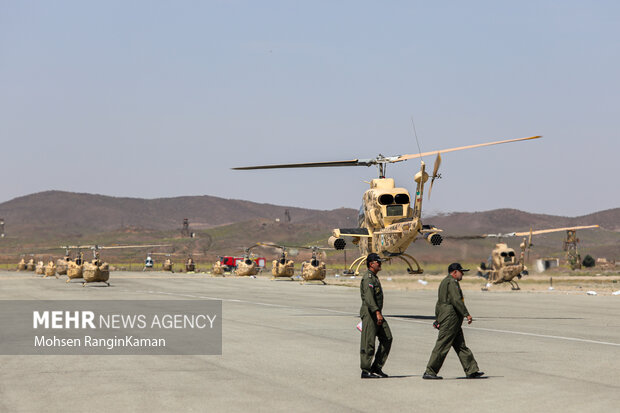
1 1 618 217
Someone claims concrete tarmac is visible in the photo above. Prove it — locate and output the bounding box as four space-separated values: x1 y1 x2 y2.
1 271 619 412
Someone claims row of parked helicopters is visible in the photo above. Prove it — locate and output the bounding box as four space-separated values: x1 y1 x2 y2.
16 240 329 285
17 244 170 286
211 243 328 283
15 219 599 291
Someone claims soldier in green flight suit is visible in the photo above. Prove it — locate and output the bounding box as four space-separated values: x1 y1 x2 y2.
423 263 484 380
359 253 392 379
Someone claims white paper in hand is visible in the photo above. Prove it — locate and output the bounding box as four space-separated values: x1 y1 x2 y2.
356 321 363 332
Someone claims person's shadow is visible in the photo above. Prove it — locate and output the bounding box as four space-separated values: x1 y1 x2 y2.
385 315 435 320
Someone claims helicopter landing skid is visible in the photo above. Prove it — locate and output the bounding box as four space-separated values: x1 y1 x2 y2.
509 280 521 290
397 253 423 274
346 253 423 275
347 256 368 276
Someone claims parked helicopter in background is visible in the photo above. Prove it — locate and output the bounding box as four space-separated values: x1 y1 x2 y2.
144 253 154 271
233 245 262 276
258 243 297 279
212 257 226 275
300 246 328 284
185 256 196 272
34 260 45 275
147 253 175 272
17 256 28 271
235 135 541 275
452 224 599 290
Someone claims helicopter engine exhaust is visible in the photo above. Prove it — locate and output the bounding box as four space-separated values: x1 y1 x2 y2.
328 236 346 250
424 232 443 246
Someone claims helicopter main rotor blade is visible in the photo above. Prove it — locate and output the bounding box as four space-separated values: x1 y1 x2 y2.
233 159 369 170
99 244 172 250
60 245 95 249
513 225 599 237
257 242 285 250
443 235 488 240
394 135 542 163
446 224 599 240
233 136 540 170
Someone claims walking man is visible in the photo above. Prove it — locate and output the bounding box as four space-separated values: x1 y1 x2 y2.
423 263 484 379
360 253 392 378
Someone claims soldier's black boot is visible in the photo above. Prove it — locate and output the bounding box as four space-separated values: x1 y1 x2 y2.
422 372 443 380
371 368 389 378
361 371 379 379
466 371 485 379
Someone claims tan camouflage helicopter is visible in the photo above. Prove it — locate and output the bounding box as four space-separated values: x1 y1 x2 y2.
234 245 262 276
454 224 599 290
234 135 541 274
54 246 79 276
34 260 45 275
44 260 57 278
300 246 328 284
66 251 85 282
185 256 196 272
212 258 225 275
258 243 297 280
162 257 174 272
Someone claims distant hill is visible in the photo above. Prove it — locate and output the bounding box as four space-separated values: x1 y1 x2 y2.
426 208 620 234
0 191 356 239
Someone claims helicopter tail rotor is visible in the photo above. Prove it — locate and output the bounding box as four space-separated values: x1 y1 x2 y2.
428 152 442 200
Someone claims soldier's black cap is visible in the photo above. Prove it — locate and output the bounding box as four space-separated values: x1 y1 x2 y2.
366 253 384 264
448 262 469 273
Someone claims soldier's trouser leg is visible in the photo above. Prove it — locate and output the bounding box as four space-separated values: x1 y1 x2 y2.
371 320 392 371
452 327 479 375
425 318 458 375
360 313 377 372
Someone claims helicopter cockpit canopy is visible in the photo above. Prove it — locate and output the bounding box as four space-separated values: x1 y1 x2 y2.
500 250 516 262
364 183 413 227
492 243 516 267
378 193 411 217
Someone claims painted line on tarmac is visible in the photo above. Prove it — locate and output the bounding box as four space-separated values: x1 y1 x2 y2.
126 289 620 347
468 326 620 347
387 317 620 347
